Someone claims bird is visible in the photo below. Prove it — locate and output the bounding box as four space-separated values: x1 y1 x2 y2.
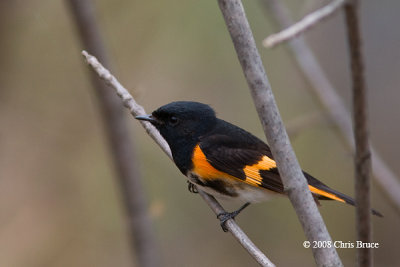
136 101 382 231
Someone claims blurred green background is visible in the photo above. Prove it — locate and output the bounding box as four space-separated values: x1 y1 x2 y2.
1 0 399 266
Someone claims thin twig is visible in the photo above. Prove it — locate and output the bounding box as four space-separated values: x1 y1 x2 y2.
217 1 343 266
344 2 373 266
262 0 346 48
66 1 160 266
81 51 276 267
261 0 400 215
198 191 275 267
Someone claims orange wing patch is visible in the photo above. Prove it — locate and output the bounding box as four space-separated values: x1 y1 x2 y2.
243 156 276 186
308 185 345 203
192 144 277 188
192 145 237 180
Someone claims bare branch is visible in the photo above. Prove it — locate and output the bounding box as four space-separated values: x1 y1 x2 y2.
198 191 275 267
344 2 373 266
66 1 160 266
262 0 346 48
217 1 342 266
81 51 172 157
261 0 400 215
81 51 276 267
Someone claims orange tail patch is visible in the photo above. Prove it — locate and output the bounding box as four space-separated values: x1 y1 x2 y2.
308 185 345 203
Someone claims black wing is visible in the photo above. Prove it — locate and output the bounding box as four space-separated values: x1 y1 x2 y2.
199 119 285 193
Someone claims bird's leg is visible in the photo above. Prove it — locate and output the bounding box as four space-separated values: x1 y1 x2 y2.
217 202 250 232
187 181 198 194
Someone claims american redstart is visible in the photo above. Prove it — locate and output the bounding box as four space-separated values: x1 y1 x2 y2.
136 101 382 231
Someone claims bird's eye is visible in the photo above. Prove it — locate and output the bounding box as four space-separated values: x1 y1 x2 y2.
169 116 179 126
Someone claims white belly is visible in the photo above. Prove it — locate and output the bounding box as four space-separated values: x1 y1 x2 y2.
187 171 282 203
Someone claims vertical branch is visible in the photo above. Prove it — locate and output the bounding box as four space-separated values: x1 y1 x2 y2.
261 0 400 216
65 1 160 267
344 1 372 266
217 1 343 266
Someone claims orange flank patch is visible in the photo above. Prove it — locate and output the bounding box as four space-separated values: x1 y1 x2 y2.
192 145 237 180
308 185 345 203
243 156 277 186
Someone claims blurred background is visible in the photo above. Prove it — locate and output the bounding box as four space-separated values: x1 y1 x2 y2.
1 0 399 266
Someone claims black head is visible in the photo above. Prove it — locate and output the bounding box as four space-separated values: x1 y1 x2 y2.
136 101 217 148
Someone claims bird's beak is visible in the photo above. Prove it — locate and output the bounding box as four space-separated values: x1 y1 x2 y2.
135 114 158 124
